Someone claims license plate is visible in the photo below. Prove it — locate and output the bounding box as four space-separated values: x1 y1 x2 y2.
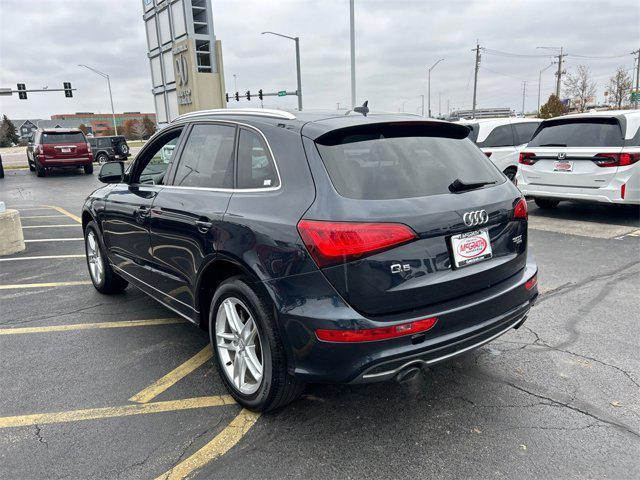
61 148 71 153
451 228 493 268
553 160 573 172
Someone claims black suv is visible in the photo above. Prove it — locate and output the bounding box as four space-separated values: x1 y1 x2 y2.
88 135 130 163
82 109 538 411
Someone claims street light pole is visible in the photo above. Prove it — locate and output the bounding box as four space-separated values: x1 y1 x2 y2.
350 0 356 108
427 58 444 117
79 64 117 135
261 32 302 111
537 62 556 115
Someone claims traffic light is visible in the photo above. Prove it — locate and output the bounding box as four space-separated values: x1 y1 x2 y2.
235 92 240 102
258 89 263 100
246 90 251 101
17 83 27 100
63 82 73 97
226 93 230 103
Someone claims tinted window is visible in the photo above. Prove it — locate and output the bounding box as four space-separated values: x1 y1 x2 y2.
237 129 279 189
173 124 235 188
625 126 640 147
513 122 540 145
478 125 514 148
528 118 623 147
136 129 183 185
98 138 111 148
315 124 504 200
41 132 85 144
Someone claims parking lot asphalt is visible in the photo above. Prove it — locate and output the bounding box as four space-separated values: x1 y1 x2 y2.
0 167 639 479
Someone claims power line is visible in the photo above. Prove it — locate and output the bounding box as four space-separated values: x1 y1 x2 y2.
567 53 630 59
483 48 552 59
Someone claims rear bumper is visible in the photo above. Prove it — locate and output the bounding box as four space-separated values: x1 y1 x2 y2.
266 256 538 384
40 157 92 167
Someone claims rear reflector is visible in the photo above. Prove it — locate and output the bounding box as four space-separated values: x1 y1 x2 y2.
593 152 640 167
525 274 538 291
518 152 537 165
297 220 418 268
513 197 528 220
316 317 438 342
621 183 626 200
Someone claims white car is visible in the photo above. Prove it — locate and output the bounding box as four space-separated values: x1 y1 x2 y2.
517 110 640 207
457 117 541 181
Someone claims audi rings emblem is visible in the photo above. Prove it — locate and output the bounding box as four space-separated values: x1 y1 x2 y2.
463 210 489 227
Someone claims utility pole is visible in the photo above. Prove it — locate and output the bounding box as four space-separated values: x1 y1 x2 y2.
555 47 565 98
521 81 527 116
350 0 356 108
471 42 481 118
633 48 640 109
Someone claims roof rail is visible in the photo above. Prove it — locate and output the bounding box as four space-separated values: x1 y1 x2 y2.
174 108 296 122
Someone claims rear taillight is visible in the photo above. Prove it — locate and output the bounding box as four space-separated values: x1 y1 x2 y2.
525 273 537 291
518 152 537 165
593 152 640 167
513 197 528 220
484 151 492 158
297 220 418 268
316 317 437 343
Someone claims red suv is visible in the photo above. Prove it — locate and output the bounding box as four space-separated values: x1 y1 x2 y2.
27 128 93 177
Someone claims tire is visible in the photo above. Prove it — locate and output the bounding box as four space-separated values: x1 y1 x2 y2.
97 153 110 165
84 221 128 294
35 161 46 177
84 163 94 174
503 167 517 183
209 276 304 412
534 198 560 209
119 143 129 156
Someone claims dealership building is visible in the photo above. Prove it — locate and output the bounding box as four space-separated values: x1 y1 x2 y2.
142 0 227 125
52 112 156 135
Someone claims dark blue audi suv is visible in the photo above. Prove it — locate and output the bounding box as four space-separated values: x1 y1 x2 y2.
82 108 538 411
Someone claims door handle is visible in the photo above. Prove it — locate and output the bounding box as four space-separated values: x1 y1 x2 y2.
195 219 213 233
137 206 151 217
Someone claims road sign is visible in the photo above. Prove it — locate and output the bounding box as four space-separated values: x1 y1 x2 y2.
277 90 286 97
631 90 640 102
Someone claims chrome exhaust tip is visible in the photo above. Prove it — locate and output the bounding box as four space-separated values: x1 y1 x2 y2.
395 366 422 383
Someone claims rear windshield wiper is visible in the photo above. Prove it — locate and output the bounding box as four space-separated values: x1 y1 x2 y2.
538 143 567 147
448 178 496 193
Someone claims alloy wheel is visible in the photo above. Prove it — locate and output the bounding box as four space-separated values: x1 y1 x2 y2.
215 297 264 395
86 231 104 285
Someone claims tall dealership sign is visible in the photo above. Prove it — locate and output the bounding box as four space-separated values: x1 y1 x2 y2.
142 0 226 125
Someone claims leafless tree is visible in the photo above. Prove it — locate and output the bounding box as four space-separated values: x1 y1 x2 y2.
563 65 597 112
607 67 633 108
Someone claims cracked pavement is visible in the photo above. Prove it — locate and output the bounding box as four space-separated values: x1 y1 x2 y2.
1 169 639 479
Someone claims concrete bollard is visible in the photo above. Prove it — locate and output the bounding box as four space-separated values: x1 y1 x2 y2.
0 209 26 255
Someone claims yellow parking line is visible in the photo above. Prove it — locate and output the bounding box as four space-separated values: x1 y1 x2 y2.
22 224 79 228
628 229 640 237
11 207 53 211
0 254 85 262
0 280 92 290
45 205 82 224
156 409 260 480
0 395 235 429
130 346 214 403
0 318 183 336
24 238 84 242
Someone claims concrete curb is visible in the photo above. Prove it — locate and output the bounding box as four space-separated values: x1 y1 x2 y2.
0 209 26 255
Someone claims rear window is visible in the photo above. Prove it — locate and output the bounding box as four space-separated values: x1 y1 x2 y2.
41 132 86 144
315 123 504 200
513 122 540 145
528 118 623 147
465 123 479 143
478 124 514 148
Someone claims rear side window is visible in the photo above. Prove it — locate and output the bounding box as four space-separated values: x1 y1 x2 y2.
173 124 236 188
528 118 623 147
513 122 540 145
236 129 279 189
478 125 514 148
315 123 504 200
41 132 85 144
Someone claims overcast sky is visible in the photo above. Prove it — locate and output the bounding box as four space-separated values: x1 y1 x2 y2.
1 0 638 120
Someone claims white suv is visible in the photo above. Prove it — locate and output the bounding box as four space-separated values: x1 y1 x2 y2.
457 117 541 181
517 110 640 207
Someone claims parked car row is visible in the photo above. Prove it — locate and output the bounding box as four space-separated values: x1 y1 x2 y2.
459 110 639 206
25 129 130 177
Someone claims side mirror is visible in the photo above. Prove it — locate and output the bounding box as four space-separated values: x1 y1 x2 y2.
98 161 124 183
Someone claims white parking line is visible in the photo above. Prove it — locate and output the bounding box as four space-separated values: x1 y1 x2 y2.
20 215 67 219
24 238 84 242
0 254 85 262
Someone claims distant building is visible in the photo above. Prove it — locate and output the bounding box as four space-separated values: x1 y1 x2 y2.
11 118 95 140
451 107 515 119
51 112 156 135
